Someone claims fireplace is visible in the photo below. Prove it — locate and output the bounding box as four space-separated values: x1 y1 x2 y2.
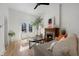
44 28 59 42
47 33 54 41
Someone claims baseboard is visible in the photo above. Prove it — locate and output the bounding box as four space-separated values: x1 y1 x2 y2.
0 49 5 56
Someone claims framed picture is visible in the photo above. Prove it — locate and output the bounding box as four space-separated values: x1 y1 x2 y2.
48 18 52 28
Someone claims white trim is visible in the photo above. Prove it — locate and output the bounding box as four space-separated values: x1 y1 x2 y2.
0 49 5 56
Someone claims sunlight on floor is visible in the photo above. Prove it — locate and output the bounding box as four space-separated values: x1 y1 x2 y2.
19 45 29 52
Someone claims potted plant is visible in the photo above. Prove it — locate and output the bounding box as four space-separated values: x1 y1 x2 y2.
32 16 44 35
8 31 15 42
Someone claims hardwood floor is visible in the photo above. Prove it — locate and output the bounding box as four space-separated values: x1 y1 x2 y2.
4 40 34 56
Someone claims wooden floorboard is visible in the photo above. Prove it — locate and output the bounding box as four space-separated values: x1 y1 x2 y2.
4 40 34 56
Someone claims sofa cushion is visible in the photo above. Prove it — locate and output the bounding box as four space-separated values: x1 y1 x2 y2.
32 40 53 56
53 34 78 56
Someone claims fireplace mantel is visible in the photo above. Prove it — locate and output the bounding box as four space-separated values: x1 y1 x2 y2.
44 28 59 42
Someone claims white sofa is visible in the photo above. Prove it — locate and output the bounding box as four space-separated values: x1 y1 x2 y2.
32 34 79 56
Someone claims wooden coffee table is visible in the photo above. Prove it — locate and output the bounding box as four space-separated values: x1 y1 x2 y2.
29 39 44 49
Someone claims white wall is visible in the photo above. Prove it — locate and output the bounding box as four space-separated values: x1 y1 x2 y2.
8 3 60 40
2 3 79 42
33 3 60 28
0 17 5 55
0 4 9 55
61 4 79 35
9 9 36 40
33 3 60 37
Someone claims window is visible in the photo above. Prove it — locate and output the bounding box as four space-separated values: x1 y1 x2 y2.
21 23 27 32
29 24 32 32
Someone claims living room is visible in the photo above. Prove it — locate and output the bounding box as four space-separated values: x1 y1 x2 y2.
0 3 79 56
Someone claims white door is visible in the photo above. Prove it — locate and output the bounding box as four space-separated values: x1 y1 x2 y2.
0 16 5 55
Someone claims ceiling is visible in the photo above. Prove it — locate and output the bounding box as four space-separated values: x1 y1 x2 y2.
7 3 36 14
6 3 59 16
